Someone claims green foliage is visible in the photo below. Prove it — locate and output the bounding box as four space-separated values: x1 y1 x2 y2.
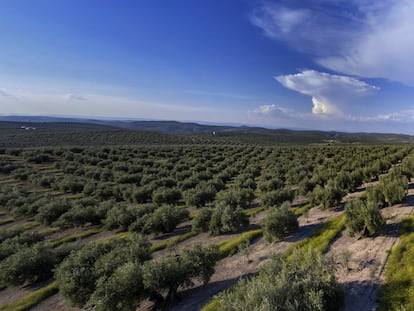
142 256 184 297
56 242 113 306
104 205 135 231
0 281 59 311
216 188 254 209
217 229 263 258
244 206 265 217
399 215 414 235
381 216 414 310
291 202 312 216
150 230 198 252
201 299 222 311
311 180 343 209
261 189 294 208
0 143 411 310
212 248 343 311
263 202 298 241
344 199 386 237
49 228 102 247
258 178 284 193
191 207 213 233
143 244 219 306
0 227 24 243
365 185 385 208
285 215 345 257
56 234 151 307
0 243 56 287
0 231 43 261
152 187 181 205
378 170 407 206
209 204 249 235
0 218 13 225
143 205 189 234
181 244 220 284
87 262 145 311
183 184 216 207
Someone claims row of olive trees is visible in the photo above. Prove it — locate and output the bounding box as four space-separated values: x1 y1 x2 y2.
214 248 343 310
56 238 219 311
0 230 81 288
344 168 409 237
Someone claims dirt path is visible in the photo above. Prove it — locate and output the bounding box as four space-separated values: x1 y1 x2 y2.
0 280 54 306
30 293 79 311
166 206 343 311
326 183 414 311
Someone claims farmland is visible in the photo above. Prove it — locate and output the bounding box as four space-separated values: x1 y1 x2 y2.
0 124 413 310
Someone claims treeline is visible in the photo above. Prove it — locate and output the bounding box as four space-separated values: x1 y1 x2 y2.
344 156 414 237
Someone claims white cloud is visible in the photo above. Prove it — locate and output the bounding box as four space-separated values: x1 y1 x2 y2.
250 2 360 55
254 104 293 116
63 93 87 101
275 70 378 116
251 0 414 86
250 6 309 39
318 1 414 86
249 103 304 128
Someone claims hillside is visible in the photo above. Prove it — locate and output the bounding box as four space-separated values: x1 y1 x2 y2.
0 117 413 147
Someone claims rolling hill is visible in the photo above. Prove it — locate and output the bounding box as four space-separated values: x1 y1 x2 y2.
0 116 413 147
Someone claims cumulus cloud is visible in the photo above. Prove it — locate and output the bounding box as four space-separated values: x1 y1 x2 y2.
254 104 293 116
251 0 414 86
275 70 379 116
63 93 87 101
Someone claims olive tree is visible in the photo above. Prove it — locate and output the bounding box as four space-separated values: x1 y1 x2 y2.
344 199 386 237
263 202 298 241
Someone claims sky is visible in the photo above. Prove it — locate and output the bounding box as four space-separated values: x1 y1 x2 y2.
2 0 414 133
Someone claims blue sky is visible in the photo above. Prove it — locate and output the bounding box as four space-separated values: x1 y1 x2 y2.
2 0 414 133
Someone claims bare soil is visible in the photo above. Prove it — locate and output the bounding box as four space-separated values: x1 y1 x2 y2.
0 280 54 306
30 293 79 311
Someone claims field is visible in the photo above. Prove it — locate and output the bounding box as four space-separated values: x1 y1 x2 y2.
0 124 414 311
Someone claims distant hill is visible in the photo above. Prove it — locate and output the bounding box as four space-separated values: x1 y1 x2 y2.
0 116 413 147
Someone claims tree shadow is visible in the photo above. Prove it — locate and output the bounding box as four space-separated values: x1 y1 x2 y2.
353 186 367 194
22 277 54 290
384 221 400 238
335 204 346 212
340 279 380 311
291 200 310 208
168 273 256 311
285 223 322 243
219 223 262 236
402 193 414 206
154 225 192 241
